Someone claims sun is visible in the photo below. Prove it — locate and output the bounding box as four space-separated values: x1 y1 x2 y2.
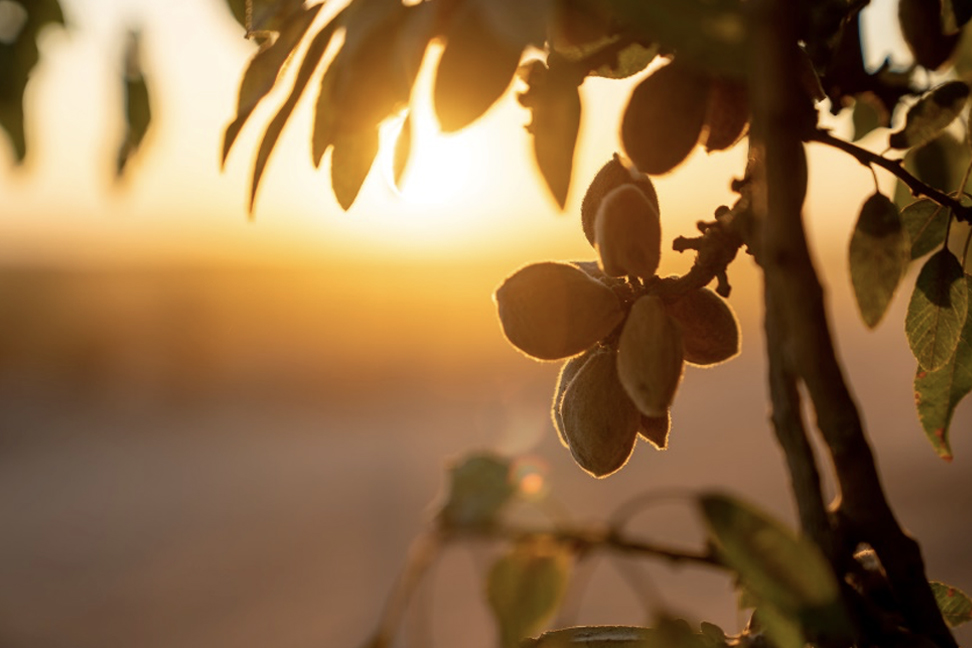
379 111 475 208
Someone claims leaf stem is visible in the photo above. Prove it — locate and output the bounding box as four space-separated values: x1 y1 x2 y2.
808 129 972 223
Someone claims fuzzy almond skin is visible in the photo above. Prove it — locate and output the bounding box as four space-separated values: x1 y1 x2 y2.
594 184 662 280
561 350 641 477
581 154 659 246
495 262 624 361
621 59 710 175
639 412 670 450
664 288 740 366
552 348 598 448
617 295 684 417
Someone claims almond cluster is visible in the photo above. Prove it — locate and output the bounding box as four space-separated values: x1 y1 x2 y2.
495 156 741 478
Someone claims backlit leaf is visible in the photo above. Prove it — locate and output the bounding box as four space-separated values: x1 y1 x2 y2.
330 125 379 210
906 249 969 371
222 3 323 165
392 112 411 190
889 81 970 150
609 0 748 77
700 493 852 640
899 0 961 69
440 453 515 528
248 22 339 212
915 276 972 460
852 94 884 141
849 193 910 328
519 59 581 208
621 58 710 175
434 1 528 132
901 199 950 259
893 133 972 210
931 581 972 627
312 0 431 168
487 537 571 648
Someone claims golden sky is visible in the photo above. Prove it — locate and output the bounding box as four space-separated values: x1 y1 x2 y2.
0 0 909 269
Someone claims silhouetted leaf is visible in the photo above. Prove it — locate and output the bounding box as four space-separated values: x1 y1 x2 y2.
488 537 571 648
621 59 710 175
893 133 972 210
222 3 323 165
116 32 152 179
249 22 338 212
249 0 304 33
313 0 431 166
899 0 961 69
519 60 581 208
700 493 852 641
931 581 972 627
0 0 64 162
906 249 969 371
901 199 950 259
889 81 970 150
433 2 528 132
849 193 910 328
553 33 658 79
915 276 972 459
330 125 379 210
610 0 748 77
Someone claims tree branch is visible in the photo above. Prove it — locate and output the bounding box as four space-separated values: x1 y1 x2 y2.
750 1 956 646
809 129 972 223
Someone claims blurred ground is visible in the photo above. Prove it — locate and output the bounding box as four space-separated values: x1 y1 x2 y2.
0 257 969 648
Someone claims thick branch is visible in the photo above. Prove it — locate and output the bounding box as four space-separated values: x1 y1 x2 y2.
809 129 972 223
764 288 837 564
750 1 956 646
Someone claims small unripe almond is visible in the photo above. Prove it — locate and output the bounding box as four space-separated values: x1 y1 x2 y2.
552 348 597 448
594 184 662 279
639 412 670 450
561 349 640 478
621 59 710 175
702 79 749 152
617 295 684 417
664 288 740 366
581 154 659 246
495 262 624 361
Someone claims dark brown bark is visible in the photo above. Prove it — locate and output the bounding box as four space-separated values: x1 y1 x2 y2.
749 0 957 646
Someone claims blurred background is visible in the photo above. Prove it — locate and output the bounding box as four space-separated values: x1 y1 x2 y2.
0 0 970 647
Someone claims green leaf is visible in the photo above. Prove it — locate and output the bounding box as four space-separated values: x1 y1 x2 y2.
433 1 527 132
915 276 972 460
330 125 379 211
906 249 969 371
116 32 152 179
487 537 571 648
700 494 852 641
248 21 339 212
552 34 659 80
931 581 972 627
525 626 653 647
222 3 323 165
849 193 911 328
889 81 970 150
901 199 951 259
608 0 748 78
893 132 972 211
749 602 805 648
852 94 884 142
519 59 582 209
440 453 515 528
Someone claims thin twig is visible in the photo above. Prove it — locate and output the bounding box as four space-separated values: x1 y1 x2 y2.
809 129 972 223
